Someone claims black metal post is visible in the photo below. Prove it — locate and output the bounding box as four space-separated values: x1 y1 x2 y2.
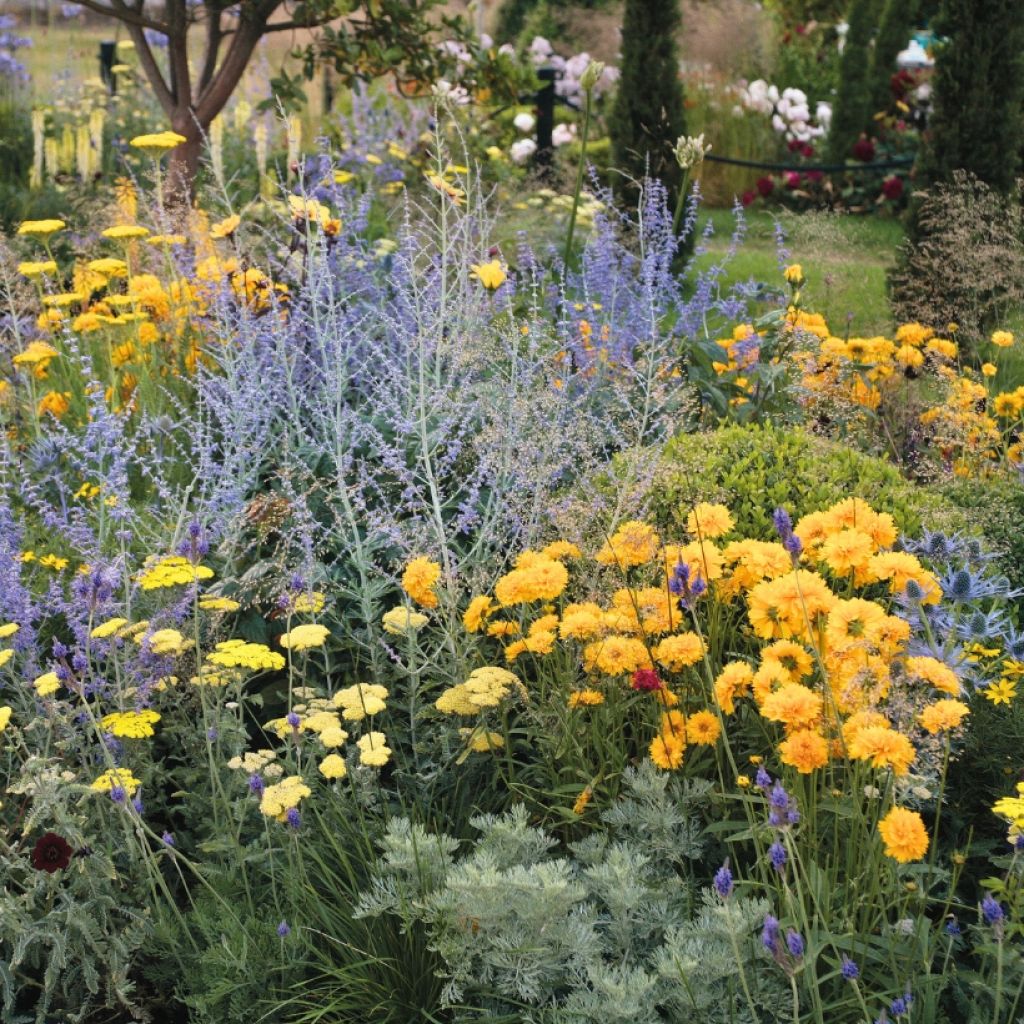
535 66 557 174
99 41 117 94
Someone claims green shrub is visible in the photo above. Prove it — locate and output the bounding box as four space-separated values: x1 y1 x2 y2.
644 422 970 539
937 473 1024 593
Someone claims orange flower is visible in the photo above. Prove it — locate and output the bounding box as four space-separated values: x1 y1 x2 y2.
760 683 823 732
878 806 929 863
779 729 829 773
686 709 721 746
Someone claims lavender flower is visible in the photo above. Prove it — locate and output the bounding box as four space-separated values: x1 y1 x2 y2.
276 920 291 937
713 861 733 898
785 930 804 958
840 955 859 980
768 841 787 872
981 894 1005 925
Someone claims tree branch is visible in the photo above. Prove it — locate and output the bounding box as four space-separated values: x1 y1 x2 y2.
123 20 175 114
262 12 338 33
67 0 168 32
166 0 192 108
198 1 225 95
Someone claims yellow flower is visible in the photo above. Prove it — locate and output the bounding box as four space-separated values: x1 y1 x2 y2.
573 785 593 815
685 709 721 746
382 606 429 635
653 632 705 672
33 671 61 697
783 263 804 285
991 330 1014 348
319 753 348 780
878 806 929 863
779 728 829 773
101 709 161 738
401 556 442 609
18 260 58 277
207 639 285 672
198 596 241 612
356 731 392 767
713 661 753 714
595 520 660 568
469 259 507 290
279 623 330 650
458 726 505 755
12 340 58 366
130 130 187 152
90 768 142 796
291 591 325 614
984 679 1017 705
138 555 214 590
462 595 494 633
685 502 734 539
649 731 685 770
90 617 128 639
17 219 66 236
760 683 823 732
259 775 311 819
568 688 605 708
0 706 10 731
138 628 186 655
0 649 12 668
981 363 998 377
102 225 150 240
334 682 389 720
148 233 187 247
918 699 969 734
494 556 569 606
583 634 652 675
0 623 19 639
210 213 241 239
848 726 916 775
88 257 128 276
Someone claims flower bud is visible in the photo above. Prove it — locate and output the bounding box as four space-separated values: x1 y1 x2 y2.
580 60 606 92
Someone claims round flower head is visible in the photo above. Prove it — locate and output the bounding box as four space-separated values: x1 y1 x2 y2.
686 502 734 539
401 557 442 609
279 623 330 650
878 806 929 863
356 731 392 767
470 259 507 290
130 130 187 152
18 219 65 236
31 832 73 873
102 225 150 240
382 606 429 635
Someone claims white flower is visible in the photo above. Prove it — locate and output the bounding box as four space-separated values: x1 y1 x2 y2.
432 79 470 106
513 111 536 134
510 138 537 164
552 122 577 146
529 36 553 61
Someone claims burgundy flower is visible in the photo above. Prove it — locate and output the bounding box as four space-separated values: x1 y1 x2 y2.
881 175 904 201
804 170 824 184
741 190 757 207
787 138 803 153
801 143 815 158
851 137 876 162
31 832 73 874
756 176 774 197
632 669 662 691
784 171 801 189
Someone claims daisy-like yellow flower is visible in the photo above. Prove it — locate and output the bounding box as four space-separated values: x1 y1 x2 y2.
991 330 1015 348
401 556 442 609
878 806 929 863
685 502 734 539
685 709 721 746
568 688 605 708
983 678 1017 705
918 699 969 734
469 259 507 290
210 214 241 239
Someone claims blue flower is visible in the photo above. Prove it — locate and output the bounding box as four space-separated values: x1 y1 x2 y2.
276 920 291 937
982 895 1005 925
840 955 859 980
761 914 781 954
768 841 787 873
786 929 804 959
713 861 733 898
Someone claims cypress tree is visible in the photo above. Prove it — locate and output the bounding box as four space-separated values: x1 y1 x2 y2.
608 0 687 206
915 0 1024 193
868 0 918 119
826 0 881 163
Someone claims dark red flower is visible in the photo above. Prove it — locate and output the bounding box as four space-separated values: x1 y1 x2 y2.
784 171 801 189
804 170 824 184
632 669 662 692
756 176 774 197
881 175 904 201
741 190 757 207
787 138 802 153
851 137 876 162
801 143 815 158
31 832 73 874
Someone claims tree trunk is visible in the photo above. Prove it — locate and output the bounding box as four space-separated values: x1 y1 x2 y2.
166 117 205 208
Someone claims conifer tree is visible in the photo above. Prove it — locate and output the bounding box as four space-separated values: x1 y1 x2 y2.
608 0 687 205
826 0 880 162
868 0 918 119
915 0 1024 193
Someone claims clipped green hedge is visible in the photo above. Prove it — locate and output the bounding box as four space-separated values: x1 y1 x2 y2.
647 422 971 540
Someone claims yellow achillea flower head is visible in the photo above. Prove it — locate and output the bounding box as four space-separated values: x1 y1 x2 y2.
102 225 150 240
91 768 142 796
33 671 61 697
259 775 311 820
435 667 519 715
207 640 285 672
0 623 20 639
198 596 241 612
319 753 348 779
138 555 214 590
0 649 13 668
18 260 58 277
333 682 389 720
130 130 187 152
382 606 429 635
356 731 392 766
12 341 58 366
137 628 186 655
17 219 65 236
279 623 330 650
878 806 929 863
101 709 161 738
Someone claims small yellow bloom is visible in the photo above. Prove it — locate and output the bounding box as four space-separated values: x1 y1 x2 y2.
17 219 66 236
470 259 507 291
33 671 61 697
102 225 150 240
210 214 241 239
981 363 997 377
783 264 804 285
991 330 1014 348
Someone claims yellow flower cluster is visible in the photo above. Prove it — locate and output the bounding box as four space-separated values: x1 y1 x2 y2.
207 639 285 673
90 768 142 796
279 623 330 650
259 775 311 821
435 666 521 715
138 555 215 590
101 709 161 738
402 557 442 609
381 606 429 635
333 683 388 721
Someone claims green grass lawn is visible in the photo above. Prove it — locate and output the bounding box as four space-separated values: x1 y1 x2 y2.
696 207 906 337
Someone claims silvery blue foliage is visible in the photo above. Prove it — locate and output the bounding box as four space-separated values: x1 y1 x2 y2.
354 765 771 1022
